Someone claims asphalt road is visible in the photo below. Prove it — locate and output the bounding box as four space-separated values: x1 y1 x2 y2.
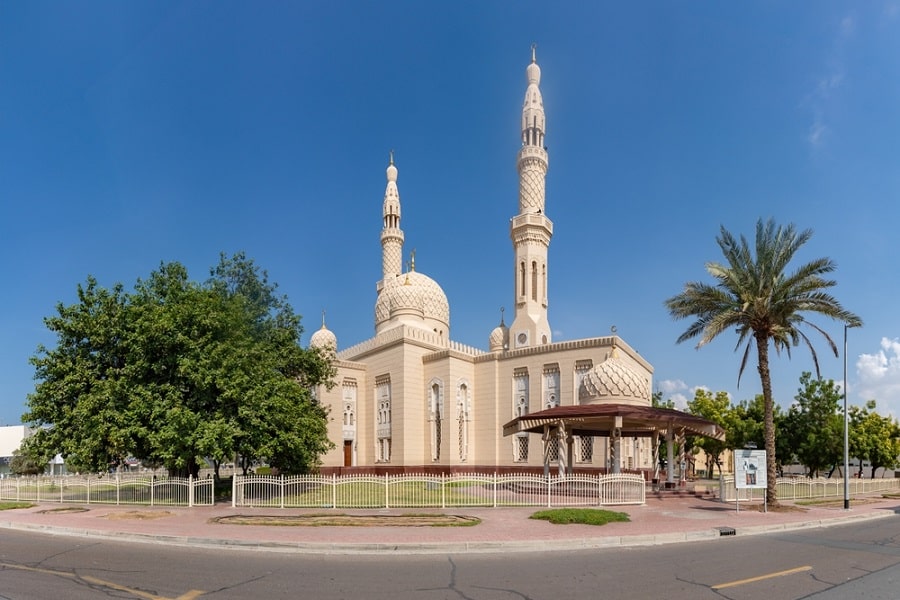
4 516 900 599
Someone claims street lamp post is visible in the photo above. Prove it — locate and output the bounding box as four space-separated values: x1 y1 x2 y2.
843 324 850 510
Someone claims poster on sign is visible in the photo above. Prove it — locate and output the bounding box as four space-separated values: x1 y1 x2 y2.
734 449 767 489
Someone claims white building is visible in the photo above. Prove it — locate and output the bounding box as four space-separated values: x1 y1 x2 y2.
0 425 32 475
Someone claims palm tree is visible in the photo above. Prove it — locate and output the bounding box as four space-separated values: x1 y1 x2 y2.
665 218 862 505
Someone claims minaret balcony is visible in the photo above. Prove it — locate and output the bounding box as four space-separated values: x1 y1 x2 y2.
516 145 548 162
510 213 554 233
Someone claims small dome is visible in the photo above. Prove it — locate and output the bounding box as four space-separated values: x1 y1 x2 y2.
375 271 450 335
489 321 509 352
310 324 337 351
526 60 541 86
579 352 650 406
386 160 397 183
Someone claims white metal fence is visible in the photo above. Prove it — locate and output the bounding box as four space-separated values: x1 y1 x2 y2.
0 474 214 507
719 475 900 502
232 472 646 508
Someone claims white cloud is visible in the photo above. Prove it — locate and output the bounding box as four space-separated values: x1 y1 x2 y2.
657 379 688 394
840 15 856 37
805 14 854 150
669 393 690 410
855 337 900 415
657 382 732 410
808 116 828 148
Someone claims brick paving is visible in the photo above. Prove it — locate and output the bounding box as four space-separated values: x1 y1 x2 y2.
3 493 899 554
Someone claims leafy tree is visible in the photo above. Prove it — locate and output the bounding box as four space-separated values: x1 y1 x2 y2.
23 278 132 472
23 254 335 478
9 449 44 476
687 389 730 477
786 372 842 478
652 390 675 409
849 400 900 478
665 218 862 505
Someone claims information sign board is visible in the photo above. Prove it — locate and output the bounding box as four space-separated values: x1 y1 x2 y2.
734 449 767 489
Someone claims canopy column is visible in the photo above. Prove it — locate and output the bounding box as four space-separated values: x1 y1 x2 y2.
651 430 661 484
541 424 551 478
666 425 675 484
611 415 623 474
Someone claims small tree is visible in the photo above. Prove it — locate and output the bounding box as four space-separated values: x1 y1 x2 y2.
687 389 730 478
788 372 843 478
9 449 44 476
850 400 900 478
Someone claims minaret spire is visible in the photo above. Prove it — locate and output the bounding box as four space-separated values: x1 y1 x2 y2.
380 152 404 279
509 48 553 349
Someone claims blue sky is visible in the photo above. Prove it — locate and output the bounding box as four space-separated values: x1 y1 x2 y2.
2 2 900 426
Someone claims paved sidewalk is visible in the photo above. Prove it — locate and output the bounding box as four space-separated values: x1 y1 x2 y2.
3 495 899 554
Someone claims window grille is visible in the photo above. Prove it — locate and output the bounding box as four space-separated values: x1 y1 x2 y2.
514 436 529 462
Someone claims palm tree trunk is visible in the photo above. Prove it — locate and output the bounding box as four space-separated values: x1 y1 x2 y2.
755 331 779 506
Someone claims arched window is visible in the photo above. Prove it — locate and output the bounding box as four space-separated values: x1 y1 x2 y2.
531 261 538 301
457 382 469 462
520 262 526 297
429 379 444 461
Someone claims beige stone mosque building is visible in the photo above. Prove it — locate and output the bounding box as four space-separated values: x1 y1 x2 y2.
308 50 720 477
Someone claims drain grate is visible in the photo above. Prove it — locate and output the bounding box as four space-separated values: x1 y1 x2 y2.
717 527 736 536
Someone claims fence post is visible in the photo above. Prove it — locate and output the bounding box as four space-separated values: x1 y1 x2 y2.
332 473 337 509
150 476 154 506
493 473 498 508
385 473 389 509
189 475 194 507
232 474 237 508
280 475 285 509
547 473 552 508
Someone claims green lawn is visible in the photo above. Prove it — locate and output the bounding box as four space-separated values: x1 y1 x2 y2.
530 508 630 526
0 501 34 510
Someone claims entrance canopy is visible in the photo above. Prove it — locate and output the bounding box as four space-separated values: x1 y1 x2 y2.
502 403 725 440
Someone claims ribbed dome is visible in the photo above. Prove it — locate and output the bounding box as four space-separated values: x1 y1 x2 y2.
579 352 651 406
489 321 509 352
375 271 450 335
309 324 337 351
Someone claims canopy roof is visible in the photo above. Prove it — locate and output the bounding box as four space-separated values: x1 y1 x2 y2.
502 403 725 441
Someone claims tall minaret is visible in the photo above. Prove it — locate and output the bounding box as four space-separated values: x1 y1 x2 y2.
380 152 404 281
509 46 553 349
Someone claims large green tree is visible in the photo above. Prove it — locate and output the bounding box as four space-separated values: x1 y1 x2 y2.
23 254 334 477
665 218 861 504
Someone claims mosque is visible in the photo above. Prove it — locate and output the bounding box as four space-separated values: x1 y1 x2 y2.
308 50 721 477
